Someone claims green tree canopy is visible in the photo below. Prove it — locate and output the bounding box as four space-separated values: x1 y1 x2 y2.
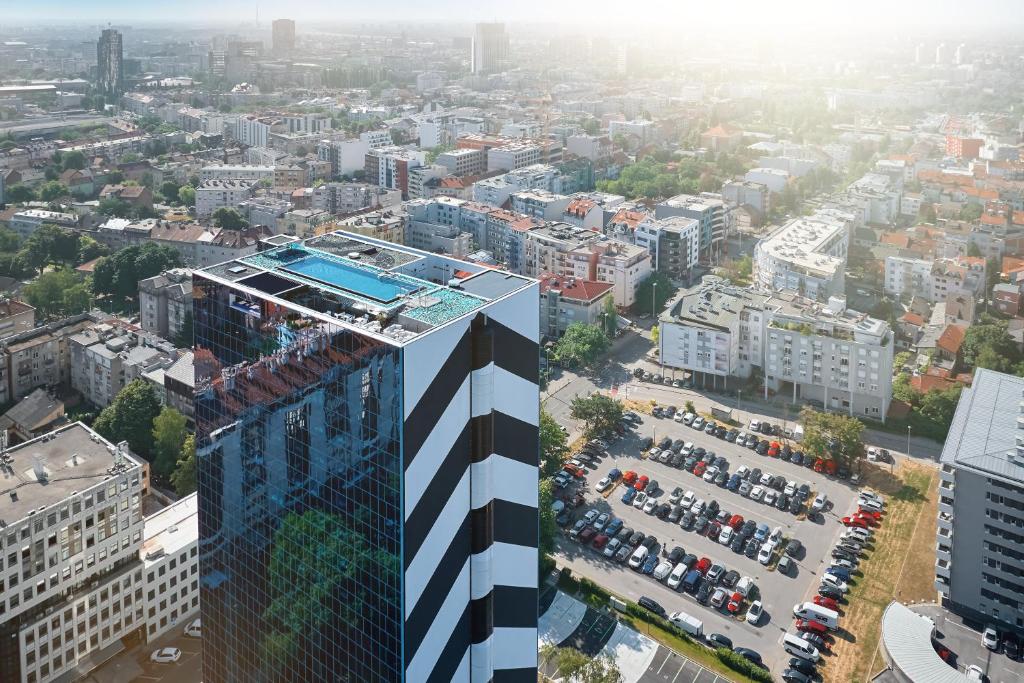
601 295 617 336
159 180 181 204
539 478 558 559
93 379 163 460
170 434 197 496
212 207 249 230
633 271 674 316
61 150 87 171
798 406 865 469
4 184 36 203
551 322 610 369
92 242 183 301
570 393 624 438
962 320 1020 369
152 406 189 480
38 181 70 202
959 203 984 221
77 235 109 265
98 196 132 218
540 408 569 478
539 644 622 683
178 184 196 207
22 269 89 318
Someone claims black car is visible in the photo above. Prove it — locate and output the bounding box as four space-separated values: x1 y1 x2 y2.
776 493 790 511
628 531 645 546
694 516 709 533
703 450 717 464
659 437 673 450
640 437 654 450
680 553 698 570
755 440 770 455
707 633 733 650
833 548 857 562
641 534 658 549
837 466 851 480
725 430 739 442
750 467 762 482
1004 636 1021 660
741 520 757 538
797 483 811 500
693 447 707 459
782 669 811 683
696 581 712 604
713 456 728 470
715 470 729 487
616 527 634 542
734 647 762 665
681 512 696 529
771 477 786 491
668 546 685 563
715 510 730 525
684 456 699 471
670 452 685 468
804 454 816 468
801 632 827 650
556 510 572 526
656 503 671 519
788 657 817 676
707 499 721 516
715 425 727 438
672 439 685 452
780 445 793 460
747 437 760 450
730 535 745 554
722 570 740 588
786 539 803 557
819 585 843 600
789 497 805 514
668 505 684 523
790 451 803 466
637 596 666 617
744 539 760 559
652 406 663 418
665 406 677 418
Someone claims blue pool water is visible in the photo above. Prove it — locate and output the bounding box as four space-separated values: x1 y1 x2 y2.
283 255 422 303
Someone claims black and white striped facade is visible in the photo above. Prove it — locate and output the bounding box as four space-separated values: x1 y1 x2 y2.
402 288 540 683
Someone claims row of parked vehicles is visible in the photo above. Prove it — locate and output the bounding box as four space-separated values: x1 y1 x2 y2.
777 490 886 682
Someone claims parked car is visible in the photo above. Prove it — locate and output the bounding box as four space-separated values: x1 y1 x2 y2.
151 648 182 664
984 627 1000 651
746 600 764 624
707 633 733 650
184 618 202 638
637 596 666 617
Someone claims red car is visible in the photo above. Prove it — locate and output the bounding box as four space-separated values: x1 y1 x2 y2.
768 442 780 457
696 557 711 574
796 619 829 635
727 593 743 613
729 514 744 530
857 508 883 520
579 527 597 543
814 595 838 610
694 462 707 477
634 475 650 491
813 458 826 473
824 460 837 475
843 516 870 528
563 464 585 478
622 470 638 485
853 512 879 526
592 533 610 550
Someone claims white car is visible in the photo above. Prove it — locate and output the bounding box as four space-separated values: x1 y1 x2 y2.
595 477 612 493
784 480 797 497
811 493 828 513
632 492 648 509
983 627 999 650
758 542 774 565
858 497 883 512
763 490 778 506
681 442 695 455
736 465 750 479
750 485 766 502
845 527 872 541
583 509 599 525
673 411 687 422
681 491 696 509
749 419 762 432
150 647 182 664
593 513 610 531
759 472 774 486
653 561 674 581
719 526 734 546
703 466 719 483
820 573 849 593
966 664 985 681
603 538 622 558
184 618 201 638
770 526 783 542
643 497 658 514
628 546 649 569
682 412 696 425
666 562 688 589
746 600 764 624
860 489 885 505
692 417 705 430
866 447 881 461
831 558 857 571
648 447 662 459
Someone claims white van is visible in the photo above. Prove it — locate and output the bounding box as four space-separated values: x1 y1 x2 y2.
783 633 821 662
735 576 755 598
628 546 649 569
666 562 688 590
668 611 704 638
793 602 839 630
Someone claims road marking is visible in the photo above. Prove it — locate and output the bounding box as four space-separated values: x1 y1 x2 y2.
656 651 672 673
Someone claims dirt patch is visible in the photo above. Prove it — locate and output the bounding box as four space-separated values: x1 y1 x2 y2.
818 460 938 683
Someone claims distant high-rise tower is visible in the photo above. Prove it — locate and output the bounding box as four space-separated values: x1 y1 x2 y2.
914 42 926 64
472 22 509 75
955 43 968 65
935 42 947 65
272 18 296 57
96 28 124 98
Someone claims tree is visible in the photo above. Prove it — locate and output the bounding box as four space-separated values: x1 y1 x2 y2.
61 150 87 171
551 323 610 369
106 170 125 185
175 311 194 348
601 295 617 336
38 181 70 202
98 197 132 218
919 203 937 223
919 387 962 428
170 434 196 496
959 203 984 221
23 269 89 317
539 479 557 558
540 408 569 478
651 324 660 345
962 320 1020 369
684 400 696 414
159 180 181 204
178 184 196 207
967 242 983 258
152 407 189 480
539 645 622 683
570 393 624 438
24 223 80 268
93 379 163 460
92 242 183 301
633 271 674 316
212 207 249 230
799 407 865 469
77 235 109 264
4 184 36 203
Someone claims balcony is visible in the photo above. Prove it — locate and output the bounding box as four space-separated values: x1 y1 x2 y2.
939 497 954 516
935 558 951 579
938 512 953 532
940 467 955 485
935 576 950 595
936 544 952 563
940 480 955 494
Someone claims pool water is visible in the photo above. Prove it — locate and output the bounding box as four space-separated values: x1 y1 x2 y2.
283 255 423 303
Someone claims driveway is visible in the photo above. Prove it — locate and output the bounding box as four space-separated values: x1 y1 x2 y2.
914 604 1024 682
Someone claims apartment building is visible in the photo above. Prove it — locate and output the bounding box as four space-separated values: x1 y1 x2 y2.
539 273 613 339
722 180 771 217
521 223 601 279
0 315 96 405
753 213 850 301
195 179 256 219
634 216 701 280
566 240 651 308
335 208 407 245
194 231 539 682
608 119 656 146
435 148 487 177
884 256 933 299
9 211 78 240
0 423 147 683
936 369 1024 639
510 190 571 220
236 197 291 233
472 164 564 207
69 324 175 408
654 194 727 262
316 138 370 177
140 494 199 642
138 269 192 342
311 182 401 216
199 165 274 183
0 300 35 340
487 142 542 172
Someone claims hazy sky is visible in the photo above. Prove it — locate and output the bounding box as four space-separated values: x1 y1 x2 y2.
5 0 1024 29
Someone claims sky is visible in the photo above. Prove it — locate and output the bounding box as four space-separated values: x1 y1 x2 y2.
5 0 1024 29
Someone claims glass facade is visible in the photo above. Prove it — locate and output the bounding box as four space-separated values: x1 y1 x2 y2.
194 274 403 682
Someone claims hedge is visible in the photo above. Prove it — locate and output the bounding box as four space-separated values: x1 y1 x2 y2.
714 648 773 683
622 602 693 645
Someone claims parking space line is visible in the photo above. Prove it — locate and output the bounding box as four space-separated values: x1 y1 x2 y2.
656 650 672 673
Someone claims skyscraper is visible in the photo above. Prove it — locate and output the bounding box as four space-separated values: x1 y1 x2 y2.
194 231 540 682
96 28 123 98
472 23 509 75
272 19 296 57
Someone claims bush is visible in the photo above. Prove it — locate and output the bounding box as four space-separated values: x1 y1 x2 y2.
714 648 773 682
578 577 611 604
540 554 556 577
622 602 692 645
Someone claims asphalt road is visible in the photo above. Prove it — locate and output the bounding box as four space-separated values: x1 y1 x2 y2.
88 624 203 683
916 604 1024 683
555 409 860 676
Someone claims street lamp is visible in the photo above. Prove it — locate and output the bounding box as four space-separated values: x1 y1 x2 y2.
737 389 742 412
652 282 658 319
906 425 912 461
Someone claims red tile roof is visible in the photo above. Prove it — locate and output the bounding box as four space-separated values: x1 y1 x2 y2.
937 324 967 355
879 232 910 248
537 272 612 302
900 312 925 326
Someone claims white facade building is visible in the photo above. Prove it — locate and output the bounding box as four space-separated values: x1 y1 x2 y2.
634 216 701 280
141 494 199 642
199 165 274 183
487 143 542 172
567 240 651 308
195 179 256 219
753 213 850 301
744 167 791 193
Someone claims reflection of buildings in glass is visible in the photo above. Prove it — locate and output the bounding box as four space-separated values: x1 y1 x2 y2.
195 232 540 682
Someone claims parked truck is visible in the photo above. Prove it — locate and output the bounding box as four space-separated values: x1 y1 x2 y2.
668 611 704 638
793 602 839 630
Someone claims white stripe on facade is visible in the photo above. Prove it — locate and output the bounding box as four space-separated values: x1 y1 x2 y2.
405 560 471 683
405 468 470 616
402 316 471 419
470 363 494 417
491 366 540 427
404 377 470 517
470 543 537 601
469 454 539 511
492 627 540 670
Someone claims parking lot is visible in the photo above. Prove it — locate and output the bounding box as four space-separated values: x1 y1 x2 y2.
915 604 1024 683
554 406 861 674
89 627 202 683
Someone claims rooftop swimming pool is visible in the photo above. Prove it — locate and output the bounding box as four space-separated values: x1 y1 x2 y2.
281 254 424 304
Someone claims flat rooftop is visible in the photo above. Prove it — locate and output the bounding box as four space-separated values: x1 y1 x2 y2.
0 422 140 525
142 493 198 567
756 214 848 277
198 230 534 345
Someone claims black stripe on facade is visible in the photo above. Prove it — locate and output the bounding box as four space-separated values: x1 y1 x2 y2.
471 501 494 555
493 668 540 683
492 585 537 629
471 314 493 371
404 328 470 469
404 514 471 662
493 499 539 549
403 423 471 566
470 591 493 644
492 412 539 467
424 604 472 683
489 318 539 384
470 414 493 464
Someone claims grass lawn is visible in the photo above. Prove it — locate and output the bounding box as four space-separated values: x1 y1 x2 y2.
818 460 939 682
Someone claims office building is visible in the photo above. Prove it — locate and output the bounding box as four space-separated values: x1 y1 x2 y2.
654 194 727 262
753 213 850 302
936 368 1024 638
96 29 124 98
472 23 509 75
272 19 296 56
634 216 701 280
0 423 146 683
194 231 540 682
